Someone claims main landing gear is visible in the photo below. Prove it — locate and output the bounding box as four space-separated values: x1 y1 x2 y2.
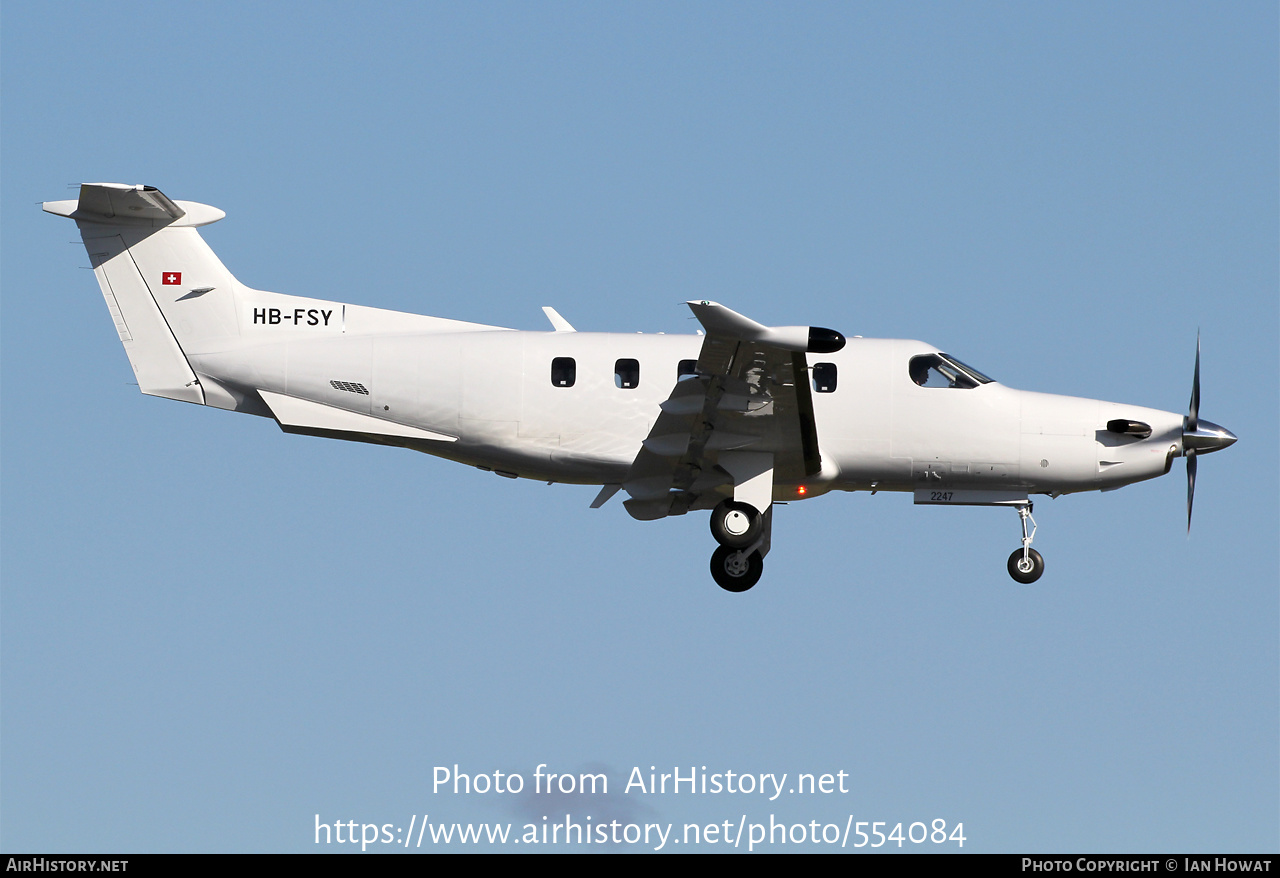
709 499 769 592
709 500 762 548
1007 502 1044 583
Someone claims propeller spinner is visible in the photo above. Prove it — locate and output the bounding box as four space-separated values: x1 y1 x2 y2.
1182 335 1238 531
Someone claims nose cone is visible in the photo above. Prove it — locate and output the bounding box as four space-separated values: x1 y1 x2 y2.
1183 419 1237 455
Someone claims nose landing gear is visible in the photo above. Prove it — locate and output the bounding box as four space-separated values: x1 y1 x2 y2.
1007 502 1044 583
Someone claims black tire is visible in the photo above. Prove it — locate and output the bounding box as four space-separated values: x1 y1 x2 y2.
1007 548 1045 584
709 499 762 549
710 545 763 592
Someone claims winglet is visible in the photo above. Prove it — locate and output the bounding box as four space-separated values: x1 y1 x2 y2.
542 307 576 332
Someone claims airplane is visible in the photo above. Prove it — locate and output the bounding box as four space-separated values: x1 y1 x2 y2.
44 183 1238 592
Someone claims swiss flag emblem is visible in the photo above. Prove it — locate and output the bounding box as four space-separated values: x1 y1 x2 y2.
162 272 182 285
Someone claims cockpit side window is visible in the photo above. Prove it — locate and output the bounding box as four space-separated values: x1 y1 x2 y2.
909 353 991 389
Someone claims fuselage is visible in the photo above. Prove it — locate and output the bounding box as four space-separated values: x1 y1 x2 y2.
194 325 1186 499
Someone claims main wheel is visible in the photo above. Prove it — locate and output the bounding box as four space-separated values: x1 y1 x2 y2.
709 499 762 548
710 545 763 592
1007 548 1045 584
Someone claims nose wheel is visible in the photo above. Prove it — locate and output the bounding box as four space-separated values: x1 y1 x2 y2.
1007 503 1044 583
1007 547 1044 583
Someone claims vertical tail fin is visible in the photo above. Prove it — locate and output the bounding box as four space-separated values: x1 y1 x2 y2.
44 183 240 405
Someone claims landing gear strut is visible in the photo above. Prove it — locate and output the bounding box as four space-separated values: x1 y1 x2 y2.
1007 502 1044 583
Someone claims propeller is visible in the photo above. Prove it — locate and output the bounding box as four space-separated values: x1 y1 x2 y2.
1181 333 1237 531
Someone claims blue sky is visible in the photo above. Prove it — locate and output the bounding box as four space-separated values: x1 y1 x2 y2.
3 1 1276 853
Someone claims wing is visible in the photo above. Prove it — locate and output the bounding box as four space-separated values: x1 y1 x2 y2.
621 301 843 520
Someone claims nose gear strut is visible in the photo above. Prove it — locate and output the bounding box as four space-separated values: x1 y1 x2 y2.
1007 502 1044 583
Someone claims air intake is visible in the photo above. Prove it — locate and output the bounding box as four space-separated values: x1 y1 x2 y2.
330 381 369 395
1106 419 1151 439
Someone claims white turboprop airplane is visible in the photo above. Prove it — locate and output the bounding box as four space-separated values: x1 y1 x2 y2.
45 183 1238 591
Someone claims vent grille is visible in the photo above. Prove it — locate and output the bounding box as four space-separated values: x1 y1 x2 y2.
330 380 369 395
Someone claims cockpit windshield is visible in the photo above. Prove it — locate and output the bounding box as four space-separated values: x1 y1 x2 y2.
940 354 994 384
908 353 995 389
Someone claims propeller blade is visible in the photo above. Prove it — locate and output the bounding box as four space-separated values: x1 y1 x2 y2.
1184 332 1200 534
1186 448 1197 533
1187 332 1200 433
1180 333 1236 532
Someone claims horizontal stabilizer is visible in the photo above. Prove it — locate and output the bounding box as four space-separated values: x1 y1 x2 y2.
259 391 457 443
43 183 225 228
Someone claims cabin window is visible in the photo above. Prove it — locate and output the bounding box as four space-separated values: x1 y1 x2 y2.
551 357 576 387
678 359 699 381
615 358 640 389
812 362 837 393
